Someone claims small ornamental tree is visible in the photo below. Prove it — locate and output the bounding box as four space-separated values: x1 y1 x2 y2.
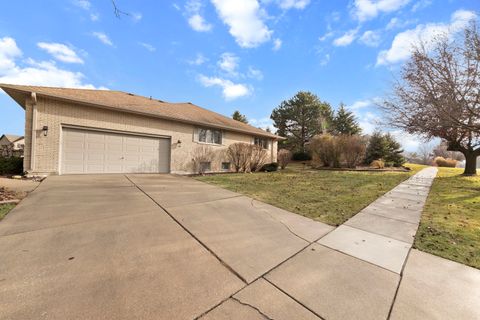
384 134 405 167
277 149 292 169
227 143 251 172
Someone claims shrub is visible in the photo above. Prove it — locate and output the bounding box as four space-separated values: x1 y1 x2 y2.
277 149 292 169
227 143 251 172
191 146 215 174
365 131 405 167
370 159 385 169
292 151 312 161
434 156 457 168
261 162 279 172
0 157 23 175
309 134 342 168
249 145 268 172
337 135 367 168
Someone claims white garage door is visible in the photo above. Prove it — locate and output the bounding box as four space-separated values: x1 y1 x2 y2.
61 128 170 174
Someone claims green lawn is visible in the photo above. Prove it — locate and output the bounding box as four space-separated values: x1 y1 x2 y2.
0 203 15 221
197 163 422 226
414 167 480 269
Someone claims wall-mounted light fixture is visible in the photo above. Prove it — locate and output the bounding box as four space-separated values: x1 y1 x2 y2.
42 126 49 137
177 139 182 147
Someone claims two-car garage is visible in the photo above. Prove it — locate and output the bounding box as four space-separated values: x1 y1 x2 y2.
61 127 171 174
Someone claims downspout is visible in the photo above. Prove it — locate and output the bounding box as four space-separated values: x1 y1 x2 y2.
30 92 37 172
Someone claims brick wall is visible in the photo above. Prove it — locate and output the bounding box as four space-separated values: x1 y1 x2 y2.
28 96 278 175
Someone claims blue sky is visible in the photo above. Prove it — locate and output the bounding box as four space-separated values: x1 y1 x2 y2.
0 0 478 151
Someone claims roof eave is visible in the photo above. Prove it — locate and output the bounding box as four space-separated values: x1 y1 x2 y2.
0 84 282 140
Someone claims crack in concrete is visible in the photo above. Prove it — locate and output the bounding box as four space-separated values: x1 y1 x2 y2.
231 297 275 320
124 175 248 284
249 198 311 243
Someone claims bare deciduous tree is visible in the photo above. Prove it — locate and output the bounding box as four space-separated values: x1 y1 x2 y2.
277 149 292 169
226 143 251 172
191 145 214 174
249 145 267 172
381 21 480 175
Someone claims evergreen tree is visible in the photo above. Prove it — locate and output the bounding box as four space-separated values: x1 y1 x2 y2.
271 91 333 151
384 133 405 167
332 103 362 135
232 110 248 124
365 131 388 164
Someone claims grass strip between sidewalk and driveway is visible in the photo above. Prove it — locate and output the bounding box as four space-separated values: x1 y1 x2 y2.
0 203 16 221
196 163 425 226
414 167 480 269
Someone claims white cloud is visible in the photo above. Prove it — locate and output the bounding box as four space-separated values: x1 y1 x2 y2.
273 38 282 50
72 0 91 10
385 17 415 30
186 0 212 32
211 0 272 48
333 28 358 46
132 12 143 22
188 14 213 32
377 10 477 65
247 66 263 80
188 53 208 65
277 0 310 10
348 99 372 110
319 31 334 42
359 30 381 47
249 117 274 131
0 37 22 73
351 0 411 22
411 0 432 12
90 13 100 21
198 75 251 100
139 42 156 52
92 32 113 46
218 52 239 76
320 53 330 66
37 42 84 64
390 130 421 151
0 37 97 89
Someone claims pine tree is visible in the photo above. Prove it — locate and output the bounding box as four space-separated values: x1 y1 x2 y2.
364 131 388 164
384 133 405 167
232 110 248 124
332 103 362 135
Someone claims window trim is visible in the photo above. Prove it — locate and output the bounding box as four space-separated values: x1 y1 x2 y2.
195 127 223 145
254 137 269 150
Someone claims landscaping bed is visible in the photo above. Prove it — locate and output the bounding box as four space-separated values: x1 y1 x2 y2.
197 163 423 226
414 167 480 269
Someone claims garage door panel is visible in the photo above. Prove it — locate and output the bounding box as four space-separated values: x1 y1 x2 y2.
61 128 170 174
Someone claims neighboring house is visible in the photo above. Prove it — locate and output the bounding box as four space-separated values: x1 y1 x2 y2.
0 134 25 157
0 84 280 175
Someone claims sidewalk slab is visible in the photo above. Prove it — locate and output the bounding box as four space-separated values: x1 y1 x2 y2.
373 195 425 211
266 244 399 320
233 278 320 320
391 249 480 320
167 196 309 283
345 211 418 243
318 225 410 273
361 203 422 224
250 199 334 242
200 299 265 320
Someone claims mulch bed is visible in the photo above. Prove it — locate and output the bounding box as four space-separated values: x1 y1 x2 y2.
0 187 19 202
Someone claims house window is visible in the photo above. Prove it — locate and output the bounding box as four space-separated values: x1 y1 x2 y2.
197 128 222 145
222 162 231 171
200 162 211 172
254 137 269 149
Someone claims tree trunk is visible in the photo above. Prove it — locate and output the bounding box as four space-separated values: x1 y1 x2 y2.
463 152 478 176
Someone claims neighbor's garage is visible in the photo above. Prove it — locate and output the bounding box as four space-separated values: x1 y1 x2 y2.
61 127 170 174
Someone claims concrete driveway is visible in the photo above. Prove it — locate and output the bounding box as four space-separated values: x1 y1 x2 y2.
2 173 479 320
0 174 332 320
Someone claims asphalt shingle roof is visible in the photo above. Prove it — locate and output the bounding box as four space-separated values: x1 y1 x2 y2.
0 84 280 139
